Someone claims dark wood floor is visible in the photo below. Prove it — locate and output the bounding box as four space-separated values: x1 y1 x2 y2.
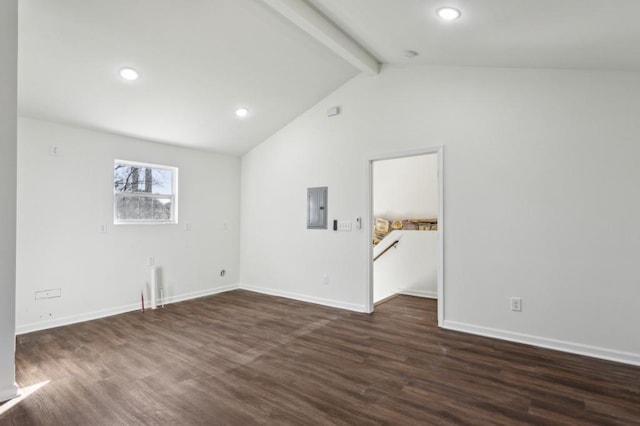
2 290 640 425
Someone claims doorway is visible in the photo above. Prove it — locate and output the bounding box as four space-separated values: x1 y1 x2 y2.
366 147 444 325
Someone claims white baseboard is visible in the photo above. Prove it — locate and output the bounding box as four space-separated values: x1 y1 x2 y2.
0 383 19 403
16 284 239 335
239 284 367 313
16 303 141 335
158 284 238 306
399 289 437 299
443 320 640 367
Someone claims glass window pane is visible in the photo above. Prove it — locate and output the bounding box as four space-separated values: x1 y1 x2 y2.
115 196 126 220
139 197 153 219
114 161 177 223
114 164 145 193
152 198 172 220
115 196 141 220
116 195 173 222
115 163 173 195
151 169 172 195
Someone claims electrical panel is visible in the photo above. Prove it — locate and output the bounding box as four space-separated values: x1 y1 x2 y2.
307 187 328 229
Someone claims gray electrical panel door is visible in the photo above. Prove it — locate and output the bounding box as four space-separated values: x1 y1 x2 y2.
307 187 328 229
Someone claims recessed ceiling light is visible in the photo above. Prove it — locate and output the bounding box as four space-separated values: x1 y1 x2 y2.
235 107 249 118
436 7 461 21
119 67 139 81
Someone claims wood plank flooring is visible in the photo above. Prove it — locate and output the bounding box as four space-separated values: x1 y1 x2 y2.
2 290 640 425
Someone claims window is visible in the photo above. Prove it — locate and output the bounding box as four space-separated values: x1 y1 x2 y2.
114 160 178 224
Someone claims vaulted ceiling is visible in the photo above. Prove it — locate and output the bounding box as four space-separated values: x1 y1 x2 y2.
18 0 640 155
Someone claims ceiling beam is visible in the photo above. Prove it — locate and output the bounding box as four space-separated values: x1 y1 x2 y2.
261 0 380 75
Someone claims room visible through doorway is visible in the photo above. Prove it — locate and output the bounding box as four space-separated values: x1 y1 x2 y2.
366 147 444 325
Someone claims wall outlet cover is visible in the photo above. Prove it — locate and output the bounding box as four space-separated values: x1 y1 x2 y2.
35 288 62 300
510 297 522 312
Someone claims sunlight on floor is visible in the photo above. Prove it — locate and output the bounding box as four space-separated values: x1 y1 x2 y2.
0 381 49 416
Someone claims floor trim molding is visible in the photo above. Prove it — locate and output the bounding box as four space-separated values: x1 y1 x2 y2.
399 289 437 299
239 284 367 313
0 383 19 403
443 320 640 367
16 284 239 335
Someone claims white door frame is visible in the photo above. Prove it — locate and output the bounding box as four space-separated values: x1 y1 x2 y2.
365 145 445 326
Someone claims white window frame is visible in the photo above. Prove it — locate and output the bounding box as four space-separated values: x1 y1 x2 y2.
113 159 179 225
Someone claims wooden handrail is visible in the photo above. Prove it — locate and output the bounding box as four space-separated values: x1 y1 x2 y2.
373 240 399 262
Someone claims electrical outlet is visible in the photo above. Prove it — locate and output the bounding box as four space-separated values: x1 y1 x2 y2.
35 288 61 300
510 297 522 312
322 274 329 285
99 224 107 233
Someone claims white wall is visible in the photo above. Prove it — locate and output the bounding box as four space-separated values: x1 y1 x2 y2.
241 65 640 364
0 0 18 402
373 154 438 221
373 231 438 303
16 118 240 333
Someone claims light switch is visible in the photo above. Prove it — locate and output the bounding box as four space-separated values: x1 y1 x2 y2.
337 221 352 231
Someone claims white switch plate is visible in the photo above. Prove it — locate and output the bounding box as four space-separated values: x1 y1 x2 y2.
148 256 155 266
184 222 192 231
49 145 60 156
322 274 329 285
337 221 352 231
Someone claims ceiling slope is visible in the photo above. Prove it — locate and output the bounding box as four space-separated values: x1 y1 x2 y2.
18 0 359 155
309 0 640 71
19 0 640 155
